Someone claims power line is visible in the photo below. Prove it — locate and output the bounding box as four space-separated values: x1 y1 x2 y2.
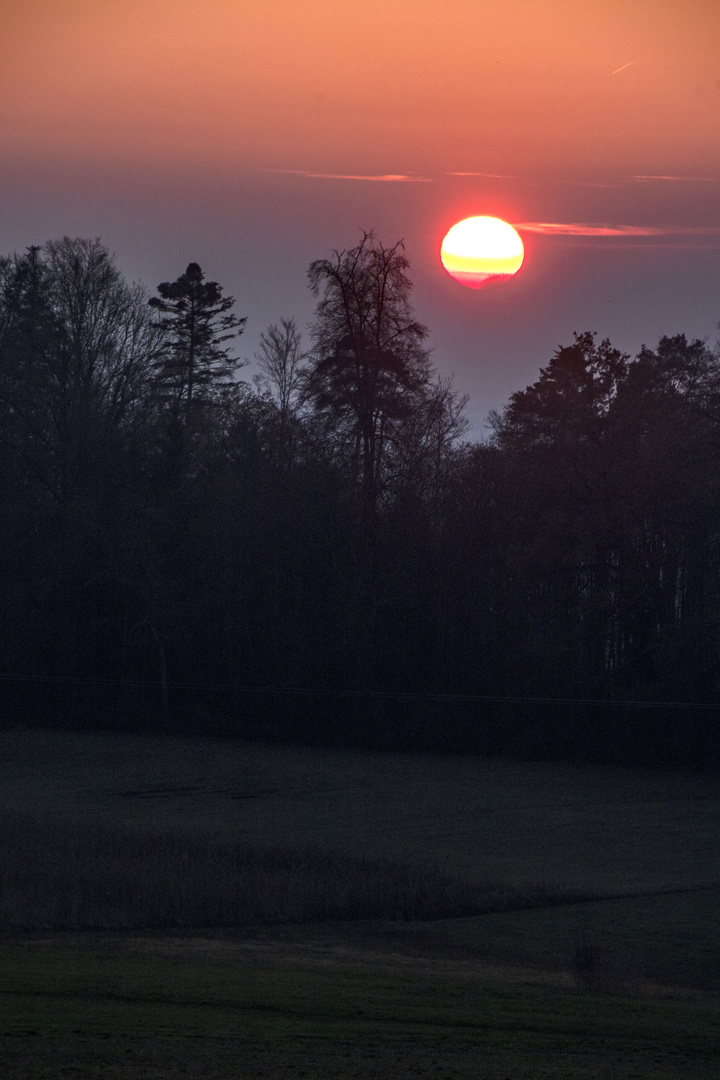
0 671 717 711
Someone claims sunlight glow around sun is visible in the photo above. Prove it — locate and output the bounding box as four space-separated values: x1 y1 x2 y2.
440 216 524 289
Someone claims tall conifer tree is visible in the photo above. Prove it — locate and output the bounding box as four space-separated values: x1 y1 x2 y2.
149 263 246 416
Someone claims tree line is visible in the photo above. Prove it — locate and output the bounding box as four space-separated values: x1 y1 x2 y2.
0 233 718 767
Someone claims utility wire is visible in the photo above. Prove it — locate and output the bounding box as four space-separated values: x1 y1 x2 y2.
0 671 717 711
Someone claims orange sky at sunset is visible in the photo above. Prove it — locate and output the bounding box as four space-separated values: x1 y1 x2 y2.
4 0 719 177
2 0 720 428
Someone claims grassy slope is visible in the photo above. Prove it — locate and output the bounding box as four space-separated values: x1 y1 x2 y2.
1 727 719 1077
2 726 719 894
1 934 719 1079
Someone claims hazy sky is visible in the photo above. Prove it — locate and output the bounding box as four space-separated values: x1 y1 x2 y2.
3 0 720 432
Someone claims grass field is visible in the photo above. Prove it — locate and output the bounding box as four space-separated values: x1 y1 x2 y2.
1 726 719 1077
2 930 719 1078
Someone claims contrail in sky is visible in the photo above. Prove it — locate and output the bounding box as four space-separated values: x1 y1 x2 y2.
609 61 636 75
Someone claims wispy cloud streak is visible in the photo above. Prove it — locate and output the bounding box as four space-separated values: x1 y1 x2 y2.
447 173 616 189
609 61 636 75
517 223 663 237
446 171 516 179
633 175 720 183
265 169 431 182
516 222 720 238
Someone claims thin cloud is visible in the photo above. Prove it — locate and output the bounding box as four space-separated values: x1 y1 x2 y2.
265 169 431 182
633 174 720 183
517 223 664 237
448 173 616 189
553 178 618 188
609 61 636 75
516 222 720 238
446 171 516 179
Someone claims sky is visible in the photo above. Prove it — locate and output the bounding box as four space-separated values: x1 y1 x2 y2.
2 0 720 434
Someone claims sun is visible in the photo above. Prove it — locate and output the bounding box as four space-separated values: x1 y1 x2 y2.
440 216 524 289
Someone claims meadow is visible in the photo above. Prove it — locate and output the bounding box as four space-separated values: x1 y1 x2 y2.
1 726 719 1077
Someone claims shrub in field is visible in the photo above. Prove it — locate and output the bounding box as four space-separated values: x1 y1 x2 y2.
572 927 641 994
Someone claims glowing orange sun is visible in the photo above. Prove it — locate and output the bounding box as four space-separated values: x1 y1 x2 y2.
440 216 524 289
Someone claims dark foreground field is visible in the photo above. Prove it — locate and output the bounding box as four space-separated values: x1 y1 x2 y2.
1 727 719 1078
2 927 720 1080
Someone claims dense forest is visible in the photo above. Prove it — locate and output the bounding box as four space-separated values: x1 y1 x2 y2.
1 233 719 767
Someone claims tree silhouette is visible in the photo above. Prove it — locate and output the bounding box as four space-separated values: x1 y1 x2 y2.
2 233 720 764
0 238 158 502
492 331 630 454
305 232 431 517
149 263 246 417
255 317 307 426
